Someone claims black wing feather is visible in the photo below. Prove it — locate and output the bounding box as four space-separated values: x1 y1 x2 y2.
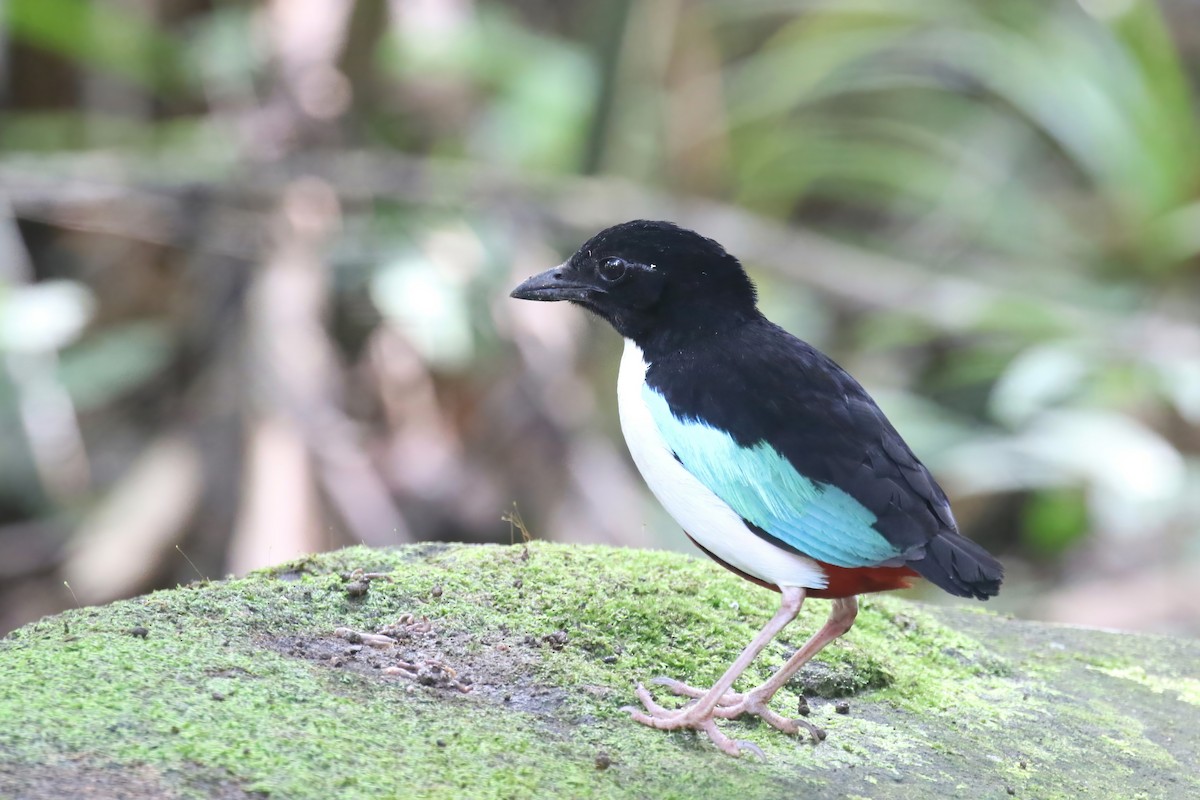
644 319 1003 599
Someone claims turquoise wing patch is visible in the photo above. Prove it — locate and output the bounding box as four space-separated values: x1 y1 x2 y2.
644 387 902 568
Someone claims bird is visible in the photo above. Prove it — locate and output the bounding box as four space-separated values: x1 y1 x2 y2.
510 220 1003 756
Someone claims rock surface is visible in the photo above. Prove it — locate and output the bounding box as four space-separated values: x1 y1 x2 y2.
1 542 1197 799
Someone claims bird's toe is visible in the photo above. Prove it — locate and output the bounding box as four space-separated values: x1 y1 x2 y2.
650 675 742 706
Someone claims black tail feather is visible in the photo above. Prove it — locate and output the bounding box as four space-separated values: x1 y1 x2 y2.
910 532 1004 600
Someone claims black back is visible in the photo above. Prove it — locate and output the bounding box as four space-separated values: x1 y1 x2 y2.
644 318 1004 600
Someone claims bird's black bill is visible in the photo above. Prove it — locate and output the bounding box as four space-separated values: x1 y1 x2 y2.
510 265 598 303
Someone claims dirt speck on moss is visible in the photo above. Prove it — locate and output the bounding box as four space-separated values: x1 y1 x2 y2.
271 622 569 714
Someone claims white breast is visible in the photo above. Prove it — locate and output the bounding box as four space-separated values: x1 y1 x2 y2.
616 340 827 590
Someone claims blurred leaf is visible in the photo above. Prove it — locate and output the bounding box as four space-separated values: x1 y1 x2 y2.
869 388 981 458
1023 487 1089 557
1154 356 1200 425
372 248 476 369
855 311 939 351
1148 201 1200 263
183 5 263 96
945 409 1185 534
379 6 597 170
56 322 172 411
0 424 46 513
969 297 1079 340
0 280 94 353
990 341 1092 426
718 0 1200 274
0 113 226 153
5 0 186 93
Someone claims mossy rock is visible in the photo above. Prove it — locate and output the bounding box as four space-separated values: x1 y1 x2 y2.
1 542 1197 799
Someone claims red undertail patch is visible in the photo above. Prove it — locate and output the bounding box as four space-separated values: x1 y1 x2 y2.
684 532 918 598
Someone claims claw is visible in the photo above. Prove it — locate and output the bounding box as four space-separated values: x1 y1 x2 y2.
755 705 801 735
732 739 766 760
804 722 827 743
699 718 742 756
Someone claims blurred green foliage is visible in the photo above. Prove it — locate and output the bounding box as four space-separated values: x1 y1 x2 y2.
1 0 1199 633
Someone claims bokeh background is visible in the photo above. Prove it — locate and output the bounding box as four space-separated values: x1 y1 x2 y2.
2 0 1199 637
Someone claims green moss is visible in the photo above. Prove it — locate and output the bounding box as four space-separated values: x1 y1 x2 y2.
1 542 1197 800
1092 665 1200 706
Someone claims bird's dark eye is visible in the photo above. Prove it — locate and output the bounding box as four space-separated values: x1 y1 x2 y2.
598 257 628 283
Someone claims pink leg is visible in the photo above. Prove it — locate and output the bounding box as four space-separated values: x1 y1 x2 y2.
722 597 857 739
625 586 806 756
655 597 859 742
744 596 858 703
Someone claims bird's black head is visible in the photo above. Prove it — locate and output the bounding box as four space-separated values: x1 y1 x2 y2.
510 220 759 350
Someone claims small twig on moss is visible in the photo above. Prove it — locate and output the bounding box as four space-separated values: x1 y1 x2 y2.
334 627 397 648
344 568 394 582
501 502 533 544
176 546 209 582
502 502 534 559
382 663 418 677
382 658 472 693
379 614 432 637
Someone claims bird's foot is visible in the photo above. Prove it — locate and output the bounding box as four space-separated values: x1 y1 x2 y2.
622 683 765 758
650 675 744 706
719 690 826 742
646 677 826 743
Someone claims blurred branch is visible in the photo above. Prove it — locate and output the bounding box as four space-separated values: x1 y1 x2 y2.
336 0 389 126
5 349 91 499
3 151 1198 364
0 202 91 500
236 176 411 561
580 0 635 174
62 433 203 605
228 414 322 575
